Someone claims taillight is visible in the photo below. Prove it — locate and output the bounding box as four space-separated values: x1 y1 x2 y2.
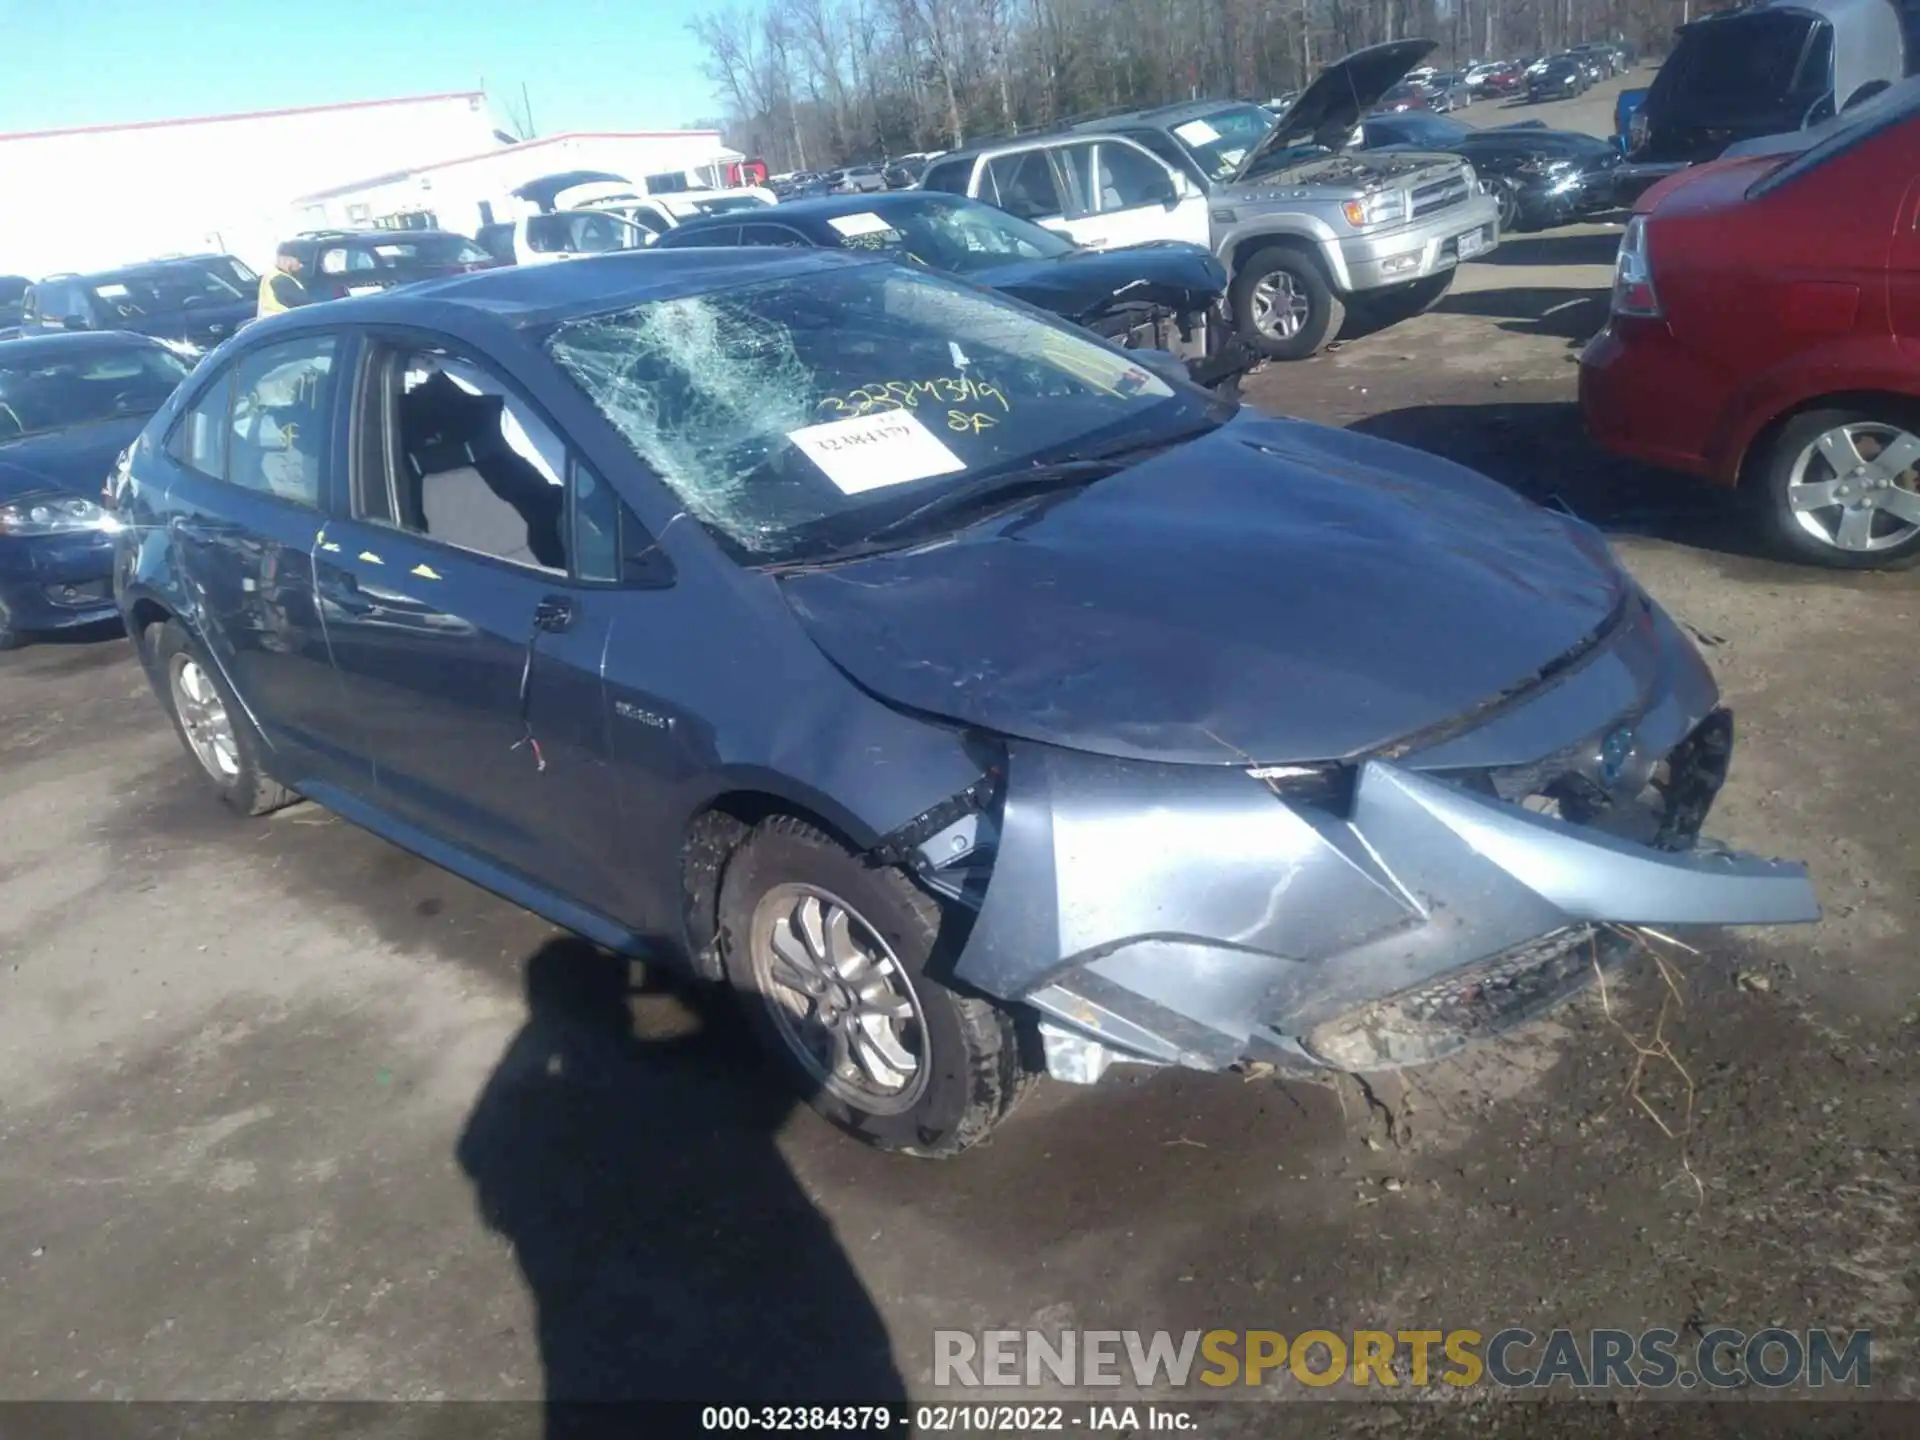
1611 215 1662 319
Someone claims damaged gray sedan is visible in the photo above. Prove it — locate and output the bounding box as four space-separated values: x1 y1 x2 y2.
116 249 1818 1157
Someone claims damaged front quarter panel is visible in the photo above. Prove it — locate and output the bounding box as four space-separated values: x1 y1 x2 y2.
941 731 1817 1081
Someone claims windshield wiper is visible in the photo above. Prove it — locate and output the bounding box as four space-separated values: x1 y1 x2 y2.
859 458 1126 545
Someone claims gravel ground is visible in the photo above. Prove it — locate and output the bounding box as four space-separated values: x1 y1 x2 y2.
0 66 1915 1432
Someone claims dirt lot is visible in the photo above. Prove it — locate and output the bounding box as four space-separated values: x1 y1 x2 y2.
2 70 1916 1430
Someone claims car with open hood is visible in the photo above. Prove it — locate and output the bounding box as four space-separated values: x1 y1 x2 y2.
1615 0 1913 201
917 40 1500 361
650 190 1251 390
1361 111 1624 231
1 332 189 647
114 250 1815 1154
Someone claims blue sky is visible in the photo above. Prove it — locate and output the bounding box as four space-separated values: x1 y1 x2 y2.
0 0 725 136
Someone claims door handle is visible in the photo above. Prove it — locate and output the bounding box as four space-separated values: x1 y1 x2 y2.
533 595 576 634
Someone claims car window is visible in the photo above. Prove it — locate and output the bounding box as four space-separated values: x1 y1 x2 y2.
571 459 621 583
983 149 1064 221
739 223 811 247
168 372 234 479
225 337 337 507
678 225 742 246
370 348 574 576
544 263 1214 566
1166 104 1278 180
628 205 673 238
1093 142 1174 210
919 157 974 195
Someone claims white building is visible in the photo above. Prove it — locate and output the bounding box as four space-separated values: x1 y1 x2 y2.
0 92 503 279
290 131 747 238
0 92 741 281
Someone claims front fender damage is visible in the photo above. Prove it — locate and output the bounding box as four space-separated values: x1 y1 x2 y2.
907 735 1816 1083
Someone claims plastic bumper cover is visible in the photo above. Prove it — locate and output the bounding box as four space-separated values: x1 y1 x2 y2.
1339 192 1502 293
936 610 1818 1080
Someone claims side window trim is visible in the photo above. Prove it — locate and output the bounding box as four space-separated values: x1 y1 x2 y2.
1050 142 1098 217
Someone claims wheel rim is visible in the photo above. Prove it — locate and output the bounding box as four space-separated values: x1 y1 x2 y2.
748 883 929 1114
168 653 241 780
1249 271 1312 340
1785 421 1920 553
1496 180 1520 232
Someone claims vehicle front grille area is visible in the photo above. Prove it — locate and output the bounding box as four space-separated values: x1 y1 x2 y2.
1473 707 1734 853
1302 925 1627 1070
1410 174 1471 219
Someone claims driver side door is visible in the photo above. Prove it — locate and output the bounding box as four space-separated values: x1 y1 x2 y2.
1049 139 1211 251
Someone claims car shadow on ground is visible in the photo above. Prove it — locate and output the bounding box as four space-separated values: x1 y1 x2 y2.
1437 284 1611 343
456 938 908 1420
1350 398 1773 558
1479 230 1622 268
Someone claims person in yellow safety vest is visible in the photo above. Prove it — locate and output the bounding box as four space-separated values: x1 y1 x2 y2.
257 247 310 318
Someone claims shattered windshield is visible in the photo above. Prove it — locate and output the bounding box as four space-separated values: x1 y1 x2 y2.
1166 104 1279 181
544 263 1214 563
0 345 190 439
814 196 1073 273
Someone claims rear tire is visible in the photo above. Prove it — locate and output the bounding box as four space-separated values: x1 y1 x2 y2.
718 816 1038 1156
1749 407 1920 570
152 620 298 815
1231 245 1344 361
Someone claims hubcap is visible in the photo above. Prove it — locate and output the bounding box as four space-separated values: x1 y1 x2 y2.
1249 270 1313 340
1786 422 1920 553
748 884 928 1114
168 654 240 780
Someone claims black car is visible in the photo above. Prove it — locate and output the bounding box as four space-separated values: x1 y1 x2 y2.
1528 56 1588 102
19 258 257 356
1361 112 1622 231
0 332 190 647
111 250 1815 1153
268 230 499 312
651 191 1249 389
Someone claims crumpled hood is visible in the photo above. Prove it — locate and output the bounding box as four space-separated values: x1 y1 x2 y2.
973 242 1226 323
776 412 1629 765
0 416 143 501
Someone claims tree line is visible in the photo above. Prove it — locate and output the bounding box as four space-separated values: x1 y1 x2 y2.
691 0 1709 170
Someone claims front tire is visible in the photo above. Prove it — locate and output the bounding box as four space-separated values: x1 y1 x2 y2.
152 619 298 815
718 816 1038 1156
1231 245 1344 361
1750 407 1920 569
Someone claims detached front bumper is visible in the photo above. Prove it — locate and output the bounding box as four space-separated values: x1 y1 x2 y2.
922 595 1818 1081
1337 191 1501 294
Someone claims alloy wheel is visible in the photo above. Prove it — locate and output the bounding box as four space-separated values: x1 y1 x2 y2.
748 883 929 1114
168 653 241 780
1249 271 1312 340
1785 421 1920 554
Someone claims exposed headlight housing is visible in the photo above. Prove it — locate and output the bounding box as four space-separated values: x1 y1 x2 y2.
0 494 121 536
1341 190 1408 227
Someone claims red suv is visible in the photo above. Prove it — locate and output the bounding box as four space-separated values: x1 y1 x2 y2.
1579 91 1920 569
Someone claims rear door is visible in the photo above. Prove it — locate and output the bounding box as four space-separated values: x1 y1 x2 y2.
313 334 627 920
156 333 366 789
1052 138 1212 250
978 147 1074 233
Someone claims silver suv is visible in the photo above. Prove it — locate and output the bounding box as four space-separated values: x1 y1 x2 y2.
923 40 1500 359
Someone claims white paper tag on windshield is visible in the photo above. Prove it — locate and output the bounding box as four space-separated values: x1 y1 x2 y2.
827 212 896 238
788 410 967 495
1173 119 1221 146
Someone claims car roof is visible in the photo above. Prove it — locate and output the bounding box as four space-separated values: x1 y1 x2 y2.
668 189 970 241
42 258 229 285
250 247 874 334
0 330 168 361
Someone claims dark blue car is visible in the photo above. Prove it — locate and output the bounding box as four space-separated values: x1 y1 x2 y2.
113 251 1815 1154
1 332 191 648
19 257 257 356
